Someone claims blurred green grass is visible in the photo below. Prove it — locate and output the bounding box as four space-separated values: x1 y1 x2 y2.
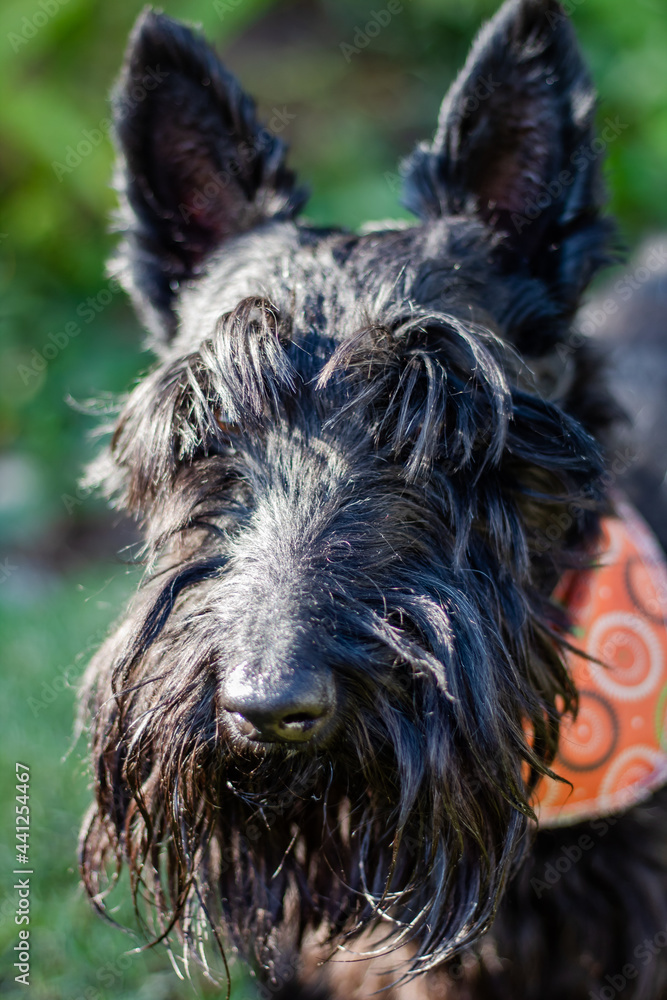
0 564 259 996
0 0 665 995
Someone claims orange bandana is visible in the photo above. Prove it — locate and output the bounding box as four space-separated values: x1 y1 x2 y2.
533 499 667 827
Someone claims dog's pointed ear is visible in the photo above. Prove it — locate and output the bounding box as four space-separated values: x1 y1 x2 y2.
112 8 307 339
402 0 612 303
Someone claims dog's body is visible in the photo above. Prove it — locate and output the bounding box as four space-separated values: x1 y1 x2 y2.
79 2 667 997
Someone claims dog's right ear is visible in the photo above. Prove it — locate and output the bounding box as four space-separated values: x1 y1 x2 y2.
401 0 612 309
112 8 306 340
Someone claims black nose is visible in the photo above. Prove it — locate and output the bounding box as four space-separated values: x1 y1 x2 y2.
222 665 336 743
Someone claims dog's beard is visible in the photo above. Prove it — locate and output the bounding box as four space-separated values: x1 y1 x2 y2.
79 293 602 981
79 572 543 984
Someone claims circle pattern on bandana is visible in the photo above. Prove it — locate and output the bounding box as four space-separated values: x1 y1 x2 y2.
599 746 667 805
534 501 667 827
587 611 663 702
626 556 667 625
557 690 618 772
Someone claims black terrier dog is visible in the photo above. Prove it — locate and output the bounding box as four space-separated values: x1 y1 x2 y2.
79 2 667 998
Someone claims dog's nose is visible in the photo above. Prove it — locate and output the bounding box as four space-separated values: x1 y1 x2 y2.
222 666 335 743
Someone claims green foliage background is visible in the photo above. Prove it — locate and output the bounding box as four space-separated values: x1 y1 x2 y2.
0 0 665 996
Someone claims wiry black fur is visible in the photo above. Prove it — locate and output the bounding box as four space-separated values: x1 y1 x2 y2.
79 3 667 998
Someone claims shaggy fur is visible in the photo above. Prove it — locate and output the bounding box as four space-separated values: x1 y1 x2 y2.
79 2 667 998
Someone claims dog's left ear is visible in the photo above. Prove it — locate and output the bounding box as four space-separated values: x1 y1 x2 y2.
112 8 306 340
402 0 612 305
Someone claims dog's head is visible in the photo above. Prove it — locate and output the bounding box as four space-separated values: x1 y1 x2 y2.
81 0 614 983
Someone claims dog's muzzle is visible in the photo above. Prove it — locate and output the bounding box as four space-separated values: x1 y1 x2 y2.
220 662 336 744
